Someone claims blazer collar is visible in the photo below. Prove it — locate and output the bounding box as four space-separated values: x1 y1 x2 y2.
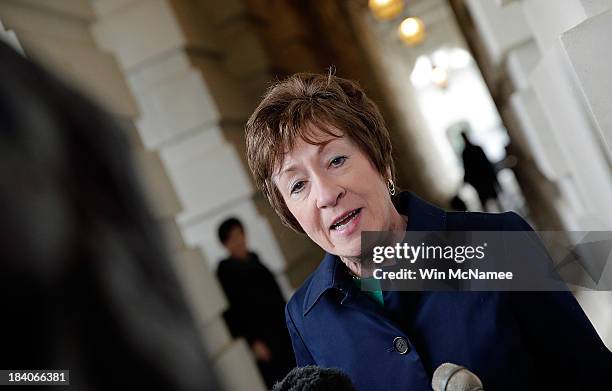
302 191 447 315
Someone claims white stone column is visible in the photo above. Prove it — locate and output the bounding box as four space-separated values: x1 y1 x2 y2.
465 0 532 68
90 0 275 389
468 0 612 232
466 0 612 348
560 7 612 154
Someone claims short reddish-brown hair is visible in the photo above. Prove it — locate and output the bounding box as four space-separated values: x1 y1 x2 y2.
245 73 395 233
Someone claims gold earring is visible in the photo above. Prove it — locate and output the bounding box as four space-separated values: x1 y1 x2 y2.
387 179 396 196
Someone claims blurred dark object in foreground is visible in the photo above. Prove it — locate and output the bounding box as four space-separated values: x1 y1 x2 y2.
0 41 218 390
272 366 356 391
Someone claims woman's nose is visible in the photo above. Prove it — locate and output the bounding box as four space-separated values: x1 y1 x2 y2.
315 176 344 209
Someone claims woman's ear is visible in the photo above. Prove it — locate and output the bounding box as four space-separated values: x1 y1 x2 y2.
385 166 392 181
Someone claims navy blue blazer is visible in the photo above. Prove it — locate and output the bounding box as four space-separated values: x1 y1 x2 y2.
285 192 612 390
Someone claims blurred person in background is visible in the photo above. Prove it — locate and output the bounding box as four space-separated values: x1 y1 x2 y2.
216 217 295 388
460 130 502 212
244 72 612 391
0 40 218 390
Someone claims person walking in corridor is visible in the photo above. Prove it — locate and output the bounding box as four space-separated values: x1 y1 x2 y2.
216 218 295 387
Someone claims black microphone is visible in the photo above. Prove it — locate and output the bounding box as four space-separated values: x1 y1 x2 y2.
432 363 484 391
272 366 356 391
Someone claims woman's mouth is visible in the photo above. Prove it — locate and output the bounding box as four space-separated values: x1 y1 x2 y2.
330 208 362 233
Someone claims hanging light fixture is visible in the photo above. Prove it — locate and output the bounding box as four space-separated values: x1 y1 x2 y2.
368 0 404 21
398 16 425 46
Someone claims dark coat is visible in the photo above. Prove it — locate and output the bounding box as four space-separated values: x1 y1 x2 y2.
217 252 295 386
462 143 499 203
217 252 287 344
285 192 612 390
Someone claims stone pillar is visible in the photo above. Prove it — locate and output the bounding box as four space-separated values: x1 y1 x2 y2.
517 0 612 231
90 0 279 389
560 6 612 154
465 0 612 348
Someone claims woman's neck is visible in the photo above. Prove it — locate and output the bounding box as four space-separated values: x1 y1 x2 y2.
390 209 409 232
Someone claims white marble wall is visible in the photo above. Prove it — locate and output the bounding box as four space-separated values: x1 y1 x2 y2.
561 7 612 153
466 0 612 348
468 0 612 231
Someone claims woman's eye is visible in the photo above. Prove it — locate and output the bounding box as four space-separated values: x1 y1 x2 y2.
291 181 305 194
330 156 347 168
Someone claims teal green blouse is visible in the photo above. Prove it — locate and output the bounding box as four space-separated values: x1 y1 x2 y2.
352 276 384 307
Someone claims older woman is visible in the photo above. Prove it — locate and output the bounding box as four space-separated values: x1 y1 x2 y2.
245 73 611 390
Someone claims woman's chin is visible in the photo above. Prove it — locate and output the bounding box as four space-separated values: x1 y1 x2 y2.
321 234 362 258
333 243 362 260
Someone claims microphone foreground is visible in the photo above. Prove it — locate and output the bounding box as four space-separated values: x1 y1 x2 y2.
272 366 356 391
432 363 484 391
